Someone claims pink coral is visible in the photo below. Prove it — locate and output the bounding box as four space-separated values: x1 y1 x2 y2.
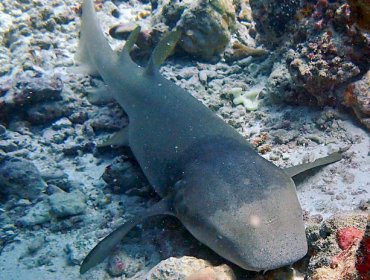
337 227 364 250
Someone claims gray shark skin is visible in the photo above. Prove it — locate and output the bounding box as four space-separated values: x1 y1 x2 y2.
78 0 342 274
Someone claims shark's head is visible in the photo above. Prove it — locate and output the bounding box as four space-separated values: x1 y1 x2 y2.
173 138 307 271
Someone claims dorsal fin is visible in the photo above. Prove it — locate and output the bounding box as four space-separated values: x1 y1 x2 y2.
80 195 175 274
284 151 342 178
145 29 182 75
118 26 141 62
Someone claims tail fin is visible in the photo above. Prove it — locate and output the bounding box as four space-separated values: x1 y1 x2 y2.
75 0 116 76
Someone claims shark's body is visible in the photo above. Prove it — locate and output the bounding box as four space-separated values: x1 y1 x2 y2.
78 0 342 274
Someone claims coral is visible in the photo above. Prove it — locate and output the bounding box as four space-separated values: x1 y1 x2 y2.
306 213 368 280
287 29 362 106
227 84 264 111
250 132 268 147
249 0 301 45
253 0 369 118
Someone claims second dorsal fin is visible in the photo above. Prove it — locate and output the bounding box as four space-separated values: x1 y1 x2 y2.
145 29 182 75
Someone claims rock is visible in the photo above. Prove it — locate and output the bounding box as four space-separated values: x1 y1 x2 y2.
18 200 51 226
68 111 88 124
267 61 295 102
186 266 235 280
152 0 236 60
41 170 79 193
102 156 151 196
51 117 72 129
42 128 68 144
49 215 84 232
348 0 370 31
249 0 301 45
305 213 368 280
270 129 299 144
89 105 127 133
109 22 138 40
146 256 235 280
0 140 18 153
0 70 63 121
107 249 144 277
48 191 86 218
224 42 268 62
0 125 6 135
343 70 370 130
0 156 47 200
250 0 369 106
26 101 74 125
27 236 45 254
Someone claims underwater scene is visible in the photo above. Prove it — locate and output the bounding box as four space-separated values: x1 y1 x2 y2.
0 0 369 279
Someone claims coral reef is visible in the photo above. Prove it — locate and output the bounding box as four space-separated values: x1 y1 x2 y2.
258 0 370 128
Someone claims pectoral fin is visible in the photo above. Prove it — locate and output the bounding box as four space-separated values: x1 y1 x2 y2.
284 151 342 178
80 196 175 274
98 126 130 147
86 86 115 105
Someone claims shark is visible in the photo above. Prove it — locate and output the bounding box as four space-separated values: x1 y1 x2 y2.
77 0 342 274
